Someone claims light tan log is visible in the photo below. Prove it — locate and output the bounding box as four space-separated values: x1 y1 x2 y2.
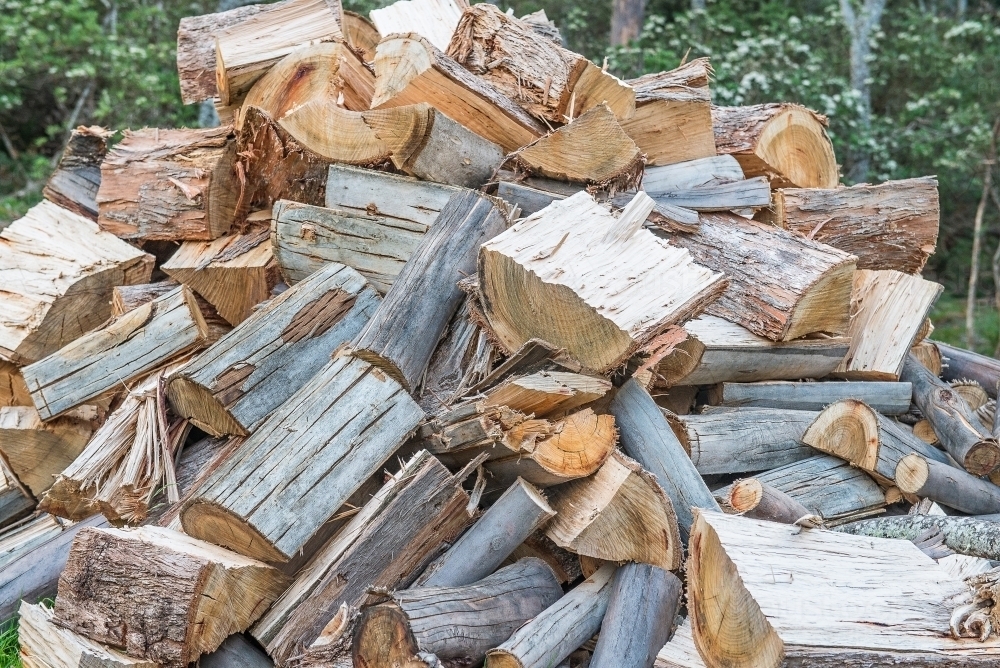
655 618 706 668
53 526 289 667
545 450 682 570
712 103 839 188
725 478 811 524
623 58 716 166
370 0 463 51
0 200 153 364
21 286 210 420
372 33 546 152
896 454 1000 515
480 370 610 417
479 191 727 372
912 340 943 376
343 10 380 60
0 405 98 497
43 125 113 220
760 177 940 274
446 4 634 124
657 212 856 341
0 360 30 407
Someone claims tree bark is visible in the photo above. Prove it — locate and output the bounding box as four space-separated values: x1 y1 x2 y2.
839 0 888 183
965 120 999 348
610 0 646 46
711 380 913 414
42 125 113 221
896 453 1000 515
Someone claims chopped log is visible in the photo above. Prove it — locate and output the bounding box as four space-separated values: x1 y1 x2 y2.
167 262 380 437
326 164 460 225
589 563 683 668
0 360 30 407
446 4 634 124
725 478 811 524
0 461 34 531
937 341 1000 398
213 0 343 106
655 618 705 668
480 370 611 417
656 212 856 341
912 340 943 376
161 228 279 326
649 177 772 212
370 0 464 51
642 154 745 191
416 478 554 587
253 451 474 664
0 406 98 497
655 315 850 387
97 126 238 242
688 509 1000 667
834 270 942 380
372 33 546 152
353 558 563 667
665 407 817 475
951 380 990 412
610 378 720 538
711 103 839 188
902 354 1000 475
43 125 113 220
154 436 242 531
53 526 289 667
343 11 380 61
896 454 1000 515
22 286 210 421
839 515 1000 562
484 563 617 668
200 634 274 668
111 281 177 315
0 200 153 364
545 450 683 570
416 297 492 411
759 177 940 273
479 191 726 372
622 58 716 167
19 601 157 668
711 380 913 414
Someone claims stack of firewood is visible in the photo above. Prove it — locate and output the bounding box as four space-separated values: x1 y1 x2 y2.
5 0 1000 666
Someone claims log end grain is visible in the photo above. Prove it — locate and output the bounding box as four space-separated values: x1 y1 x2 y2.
801 399 880 471
181 499 289 564
352 604 420 668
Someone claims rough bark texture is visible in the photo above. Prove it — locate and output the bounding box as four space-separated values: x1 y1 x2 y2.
43 125 113 220
839 515 1000 561
711 380 913 414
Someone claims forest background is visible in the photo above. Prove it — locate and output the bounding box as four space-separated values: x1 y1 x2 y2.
1 0 999 351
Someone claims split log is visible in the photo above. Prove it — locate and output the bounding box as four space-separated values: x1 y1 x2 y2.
902 354 1000 475
912 340 943 376
479 191 726 372
416 478 555 587
688 509 1000 667
479 370 610 417
167 262 380 437
0 462 34 530
253 451 474 664
656 212 856 341
325 164 460 225
665 407 817 475
343 11 380 61
590 563 683 668
711 103 839 188
622 58 716 167
896 454 1000 515
213 0 343 106
353 558 563 667
649 177 772 212
111 281 177 315
22 286 211 420
642 154 745 191
0 360 30 407
0 200 154 364
839 515 1000 562
370 0 463 50
724 478 811 524
656 315 849 387
43 125 112 220
655 618 705 668
97 126 238 242
484 563 617 668
463 337 580 396
937 341 1000 397
545 450 683 570
372 33 546 152
759 177 940 273
610 378 720 538
0 406 98 497
834 270 942 380
19 601 157 668
711 380 913 414
53 526 289 667
446 4 634 124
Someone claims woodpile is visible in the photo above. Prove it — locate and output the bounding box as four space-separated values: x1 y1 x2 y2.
6 2 1000 667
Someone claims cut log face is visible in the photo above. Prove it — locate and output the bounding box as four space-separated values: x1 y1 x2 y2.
688 510 1000 668
446 4 634 125
911 340 943 377
712 380 913 415
657 212 856 341
623 58 717 166
22 286 211 421
0 405 97 497
712 103 839 188
833 270 942 380
725 478 811 524
481 370 611 417
343 11 380 61
97 127 238 242
761 177 940 274
53 526 289 667
0 200 154 364
937 341 1000 398
896 454 1000 516
479 191 727 372
370 0 463 51
213 0 343 106
545 450 683 570
43 125 113 220
0 360 31 407
168 262 380 437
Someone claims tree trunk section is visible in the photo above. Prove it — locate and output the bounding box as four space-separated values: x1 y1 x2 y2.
0 405 97 497
839 515 1000 561
896 454 1000 515
724 478 811 524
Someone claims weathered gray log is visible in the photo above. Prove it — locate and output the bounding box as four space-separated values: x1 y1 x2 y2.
590 563 683 668
609 379 720 539
838 515 1000 561
648 177 772 211
896 454 1000 515
902 355 1000 475
416 478 555 588
936 341 1000 398
723 478 811 524
711 380 913 415
43 126 112 220
167 262 380 437
353 558 563 667
416 297 486 412
665 408 817 475
199 634 274 668
485 563 617 668
0 459 34 531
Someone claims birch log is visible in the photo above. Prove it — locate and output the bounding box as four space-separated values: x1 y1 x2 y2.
839 515 1000 561
43 125 112 220
711 380 913 414
896 454 1000 515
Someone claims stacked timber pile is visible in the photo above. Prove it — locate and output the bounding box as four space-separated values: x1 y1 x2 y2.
5 0 1000 667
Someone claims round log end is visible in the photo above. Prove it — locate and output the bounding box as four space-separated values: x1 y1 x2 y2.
532 409 617 479
728 478 763 514
782 259 855 341
895 454 930 495
181 499 288 564
912 419 939 445
964 440 1000 477
755 105 839 189
166 376 248 438
800 399 879 471
654 336 706 388
353 603 420 668
484 650 525 668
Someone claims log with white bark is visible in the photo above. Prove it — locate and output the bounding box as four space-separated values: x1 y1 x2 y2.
896 454 1000 515
370 0 463 51
43 125 112 220
711 380 913 414
937 341 1000 398
839 515 1000 561
0 405 98 498
759 177 940 274
167 262 380 437
724 478 812 524
712 103 839 188
0 200 153 364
